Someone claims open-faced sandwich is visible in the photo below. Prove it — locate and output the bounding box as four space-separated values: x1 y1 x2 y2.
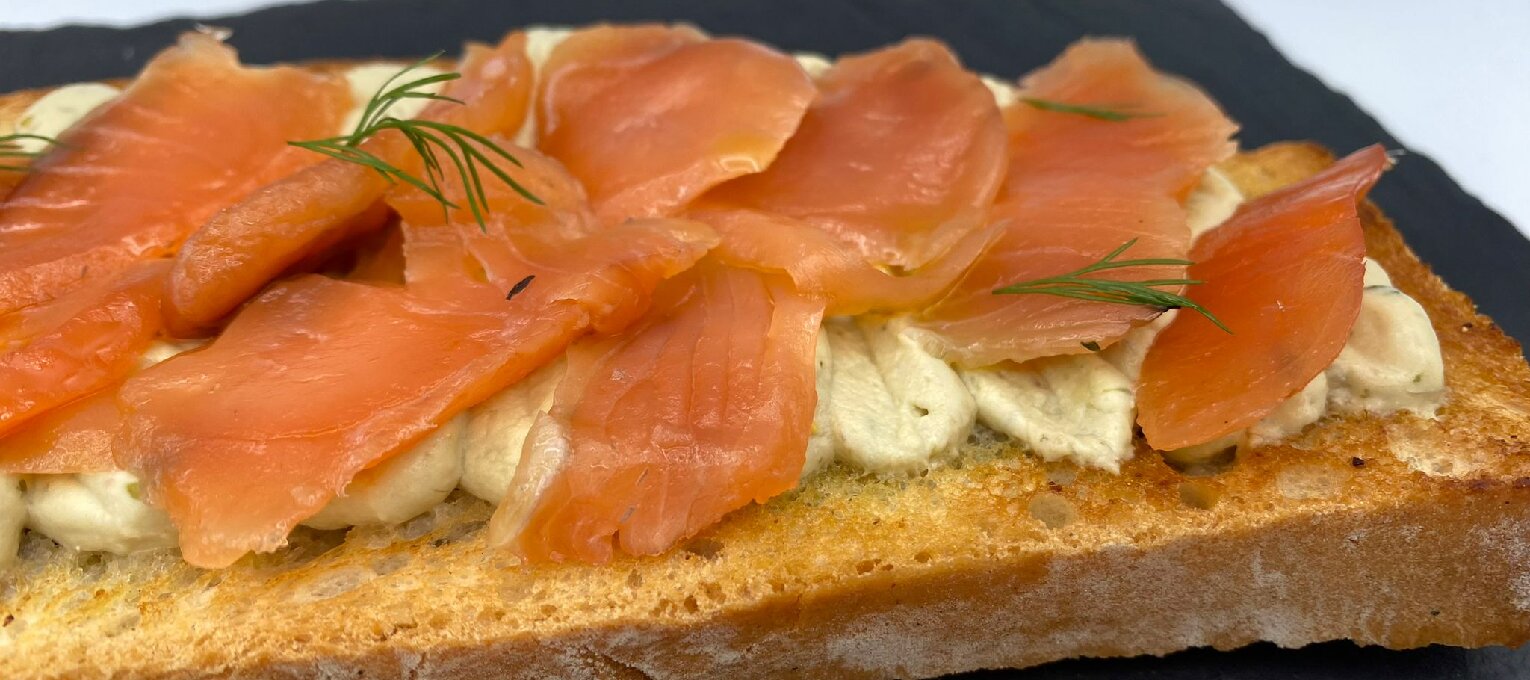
0 23 1525 679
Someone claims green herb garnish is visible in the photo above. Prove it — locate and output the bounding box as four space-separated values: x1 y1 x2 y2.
1021 97 1156 122
0 133 61 172
1081 341 1102 352
289 55 541 231
993 238 1230 333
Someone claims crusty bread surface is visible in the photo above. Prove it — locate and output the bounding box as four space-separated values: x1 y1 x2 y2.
0 74 1527 680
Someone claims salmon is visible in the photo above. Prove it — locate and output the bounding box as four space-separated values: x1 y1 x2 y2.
0 386 120 474
537 25 815 225
0 338 202 474
999 39 1238 197
0 260 166 439
0 33 348 317
912 187 1193 366
0 153 24 198
1137 146 1388 450
701 39 1007 270
383 140 625 327
910 40 1237 366
164 33 534 336
164 163 395 335
491 260 823 563
387 144 595 257
118 213 714 567
344 223 408 285
694 207 1002 316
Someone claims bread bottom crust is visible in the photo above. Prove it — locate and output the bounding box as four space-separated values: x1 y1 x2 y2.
261 486 1530 679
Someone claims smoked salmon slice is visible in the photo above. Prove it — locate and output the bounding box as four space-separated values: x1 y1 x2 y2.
701 39 1007 270
694 207 1002 316
910 40 1236 366
384 140 670 330
386 144 595 262
0 336 202 474
1137 145 1388 450
0 33 348 317
911 187 1192 366
0 260 167 440
0 175 20 200
118 216 714 568
164 33 534 336
537 25 815 225
0 383 120 474
491 259 823 563
999 39 1238 197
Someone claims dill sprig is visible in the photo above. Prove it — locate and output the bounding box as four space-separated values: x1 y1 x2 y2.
289 54 541 230
1021 97 1156 122
993 238 1230 333
0 133 61 172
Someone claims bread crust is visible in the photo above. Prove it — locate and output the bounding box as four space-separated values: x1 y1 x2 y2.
0 76 1527 679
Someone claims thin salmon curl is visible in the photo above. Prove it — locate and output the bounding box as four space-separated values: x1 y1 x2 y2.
1137 145 1390 451
0 33 349 319
164 31 535 336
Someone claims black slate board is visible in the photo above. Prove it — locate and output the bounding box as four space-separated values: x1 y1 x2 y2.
1 1 1526 677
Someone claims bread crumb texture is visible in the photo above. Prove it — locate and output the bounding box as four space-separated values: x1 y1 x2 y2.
0 142 1527 679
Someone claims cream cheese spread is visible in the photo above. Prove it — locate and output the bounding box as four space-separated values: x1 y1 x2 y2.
516 27 576 147
801 329 837 478
0 476 25 567
820 317 975 475
1248 373 1330 446
24 471 177 553
962 355 1137 471
340 62 447 135
304 415 467 530
1326 259 1446 416
11 82 120 151
20 341 192 556
460 359 564 503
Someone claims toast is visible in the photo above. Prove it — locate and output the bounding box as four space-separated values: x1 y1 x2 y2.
2 71 1529 679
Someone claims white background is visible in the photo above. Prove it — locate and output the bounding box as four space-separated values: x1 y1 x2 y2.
4 0 1528 238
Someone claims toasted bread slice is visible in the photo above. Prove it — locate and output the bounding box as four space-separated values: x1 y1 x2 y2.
0 71 1527 680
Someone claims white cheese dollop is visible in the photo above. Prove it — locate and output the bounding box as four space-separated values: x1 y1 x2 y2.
0 475 25 568
340 62 448 136
12 82 120 152
979 76 1019 109
515 27 576 148
136 338 207 370
25 471 177 553
487 412 570 545
824 317 975 474
1326 258 1446 416
303 414 466 530
1248 372 1329 446
962 354 1137 471
1101 313 1172 386
19 339 201 555
1184 166 1243 239
793 52 834 79
802 328 837 478
459 359 564 504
